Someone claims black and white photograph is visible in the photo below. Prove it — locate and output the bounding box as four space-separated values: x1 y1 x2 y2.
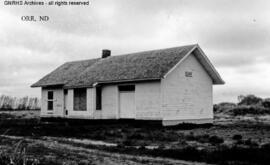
0 0 270 164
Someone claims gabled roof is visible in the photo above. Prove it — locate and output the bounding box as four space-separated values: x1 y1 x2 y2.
31 44 224 88
31 59 99 87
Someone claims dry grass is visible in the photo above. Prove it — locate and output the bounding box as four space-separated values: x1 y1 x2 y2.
0 110 40 119
1 110 270 165
0 135 208 165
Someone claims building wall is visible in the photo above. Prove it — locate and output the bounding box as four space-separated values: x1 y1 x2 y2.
67 88 94 119
91 83 161 120
135 82 161 120
41 88 64 117
40 52 213 123
40 86 118 119
161 53 213 123
92 85 118 119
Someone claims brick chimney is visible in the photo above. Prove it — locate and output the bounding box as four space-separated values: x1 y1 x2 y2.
102 49 111 58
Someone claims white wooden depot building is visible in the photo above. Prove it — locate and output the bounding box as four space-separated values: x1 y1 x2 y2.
31 44 224 126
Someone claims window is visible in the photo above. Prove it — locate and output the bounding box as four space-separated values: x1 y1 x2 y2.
118 85 135 92
74 88 87 111
47 91 54 110
185 71 192 77
96 86 102 110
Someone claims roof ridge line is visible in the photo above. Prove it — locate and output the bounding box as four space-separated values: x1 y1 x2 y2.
111 44 198 58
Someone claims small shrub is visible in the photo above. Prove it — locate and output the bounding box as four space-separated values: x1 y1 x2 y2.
0 153 10 165
185 132 196 141
244 138 258 147
261 143 270 150
230 105 270 116
214 102 236 113
196 134 210 143
209 135 224 145
129 132 145 139
78 160 90 165
122 139 134 146
238 95 263 106
158 144 165 150
262 98 270 108
139 145 146 150
116 143 125 148
185 133 224 144
236 140 244 145
232 134 242 141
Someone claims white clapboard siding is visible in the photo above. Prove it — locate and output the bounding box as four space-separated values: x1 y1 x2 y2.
41 88 64 117
161 53 213 123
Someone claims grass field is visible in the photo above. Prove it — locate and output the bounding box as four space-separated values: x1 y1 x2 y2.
0 110 270 165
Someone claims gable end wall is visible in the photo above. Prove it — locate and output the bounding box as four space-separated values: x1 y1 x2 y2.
161 53 213 123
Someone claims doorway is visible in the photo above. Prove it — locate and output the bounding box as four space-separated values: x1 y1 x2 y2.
119 85 135 119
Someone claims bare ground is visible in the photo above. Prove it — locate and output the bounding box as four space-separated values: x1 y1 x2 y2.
0 135 208 165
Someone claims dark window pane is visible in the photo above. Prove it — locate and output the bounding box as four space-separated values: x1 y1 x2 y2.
48 101 53 110
96 87 102 110
185 71 192 77
48 91 54 100
118 85 135 91
74 88 87 111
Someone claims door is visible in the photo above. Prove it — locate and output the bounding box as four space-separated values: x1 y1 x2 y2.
119 92 136 118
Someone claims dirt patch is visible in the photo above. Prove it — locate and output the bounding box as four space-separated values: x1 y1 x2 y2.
0 135 209 165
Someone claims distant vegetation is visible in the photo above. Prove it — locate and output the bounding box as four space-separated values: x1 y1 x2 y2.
1 94 270 165
214 94 270 116
0 95 40 110
1 93 269 114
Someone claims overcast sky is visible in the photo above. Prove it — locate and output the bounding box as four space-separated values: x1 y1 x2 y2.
0 0 270 103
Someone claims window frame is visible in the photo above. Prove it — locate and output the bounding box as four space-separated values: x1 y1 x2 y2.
118 85 135 92
73 88 87 111
185 71 193 77
47 91 54 111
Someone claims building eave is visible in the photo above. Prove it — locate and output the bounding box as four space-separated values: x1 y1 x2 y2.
64 78 161 89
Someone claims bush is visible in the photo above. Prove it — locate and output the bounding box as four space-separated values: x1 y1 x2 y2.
129 132 145 139
0 153 9 165
230 105 270 116
215 94 270 116
196 134 210 143
261 143 270 150
238 95 263 106
209 135 224 145
232 134 242 141
185 133 226 145
121 138 135 146
214 102 236 113
158 144 166 150
262 98 270 108
78 160 90 165
185 132 196 141
244 138 258 147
